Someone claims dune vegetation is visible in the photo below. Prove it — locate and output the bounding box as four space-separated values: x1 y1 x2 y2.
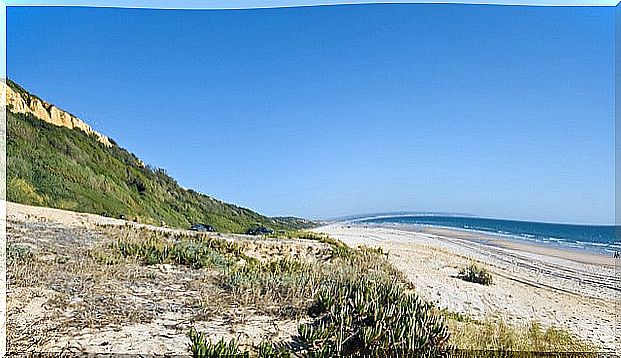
93 227 591 357
7 204 593 356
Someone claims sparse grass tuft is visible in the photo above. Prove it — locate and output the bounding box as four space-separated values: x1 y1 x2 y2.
458 262 493 286
439 308 479 324
447 317 595 353
219 257 320 316
358 244 385 256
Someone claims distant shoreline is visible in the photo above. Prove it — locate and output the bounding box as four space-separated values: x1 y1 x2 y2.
386 223 613 266
347 213 615 227
353 219 619 259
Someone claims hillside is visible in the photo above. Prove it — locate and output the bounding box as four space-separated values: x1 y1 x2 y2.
5 79 314 233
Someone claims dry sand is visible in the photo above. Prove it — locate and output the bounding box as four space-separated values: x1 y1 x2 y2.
6 202 324 354
6 202 620 353
315 224 620 351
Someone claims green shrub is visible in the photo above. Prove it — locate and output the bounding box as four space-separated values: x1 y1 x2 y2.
107 227 241 269
7 244 33 263
458 263 493 286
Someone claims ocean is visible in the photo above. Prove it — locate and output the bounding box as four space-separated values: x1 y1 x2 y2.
358 215 620 255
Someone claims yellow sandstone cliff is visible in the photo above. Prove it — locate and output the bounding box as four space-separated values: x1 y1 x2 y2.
3 80 112 147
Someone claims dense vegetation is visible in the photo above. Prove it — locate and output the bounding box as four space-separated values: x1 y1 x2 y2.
97 227 590 356
6 81 313 233
99 226 451 356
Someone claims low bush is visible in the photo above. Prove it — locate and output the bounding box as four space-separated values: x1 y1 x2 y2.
102 225 243 269
298 276 450 357
7 244 33 263
458 263 493 286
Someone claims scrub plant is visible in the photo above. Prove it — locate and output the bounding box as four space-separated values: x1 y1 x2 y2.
458 262 493 286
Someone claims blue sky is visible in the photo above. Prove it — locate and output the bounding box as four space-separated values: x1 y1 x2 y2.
7 5 615 224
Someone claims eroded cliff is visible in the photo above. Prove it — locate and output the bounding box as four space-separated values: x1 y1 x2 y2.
3 80 112 146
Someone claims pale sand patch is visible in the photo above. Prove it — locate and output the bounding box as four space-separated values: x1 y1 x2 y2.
43 313 304 354
315 224 620 351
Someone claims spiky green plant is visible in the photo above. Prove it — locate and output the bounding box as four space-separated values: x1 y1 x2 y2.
7 244 33 263
188 328 249 358
298 276 450 357
257 341 291 358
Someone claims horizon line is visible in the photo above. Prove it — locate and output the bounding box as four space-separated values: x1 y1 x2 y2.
331 212 617 226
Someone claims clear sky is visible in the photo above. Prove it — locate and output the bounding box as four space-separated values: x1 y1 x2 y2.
7 4 615 224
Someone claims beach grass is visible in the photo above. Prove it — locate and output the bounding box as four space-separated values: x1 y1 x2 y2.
95 227 593 356
99 226 450 355
446 315 595 354
457 262 494 286
8 220 594 356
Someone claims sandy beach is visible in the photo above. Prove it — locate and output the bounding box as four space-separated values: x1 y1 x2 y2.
6 202 619 353
5 203 323 354
315 224 619 351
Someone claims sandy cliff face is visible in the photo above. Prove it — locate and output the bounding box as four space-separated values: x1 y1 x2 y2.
3 81 112 147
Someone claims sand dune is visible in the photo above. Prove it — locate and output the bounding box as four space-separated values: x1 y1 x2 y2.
315 224 619 351
6 202 619 353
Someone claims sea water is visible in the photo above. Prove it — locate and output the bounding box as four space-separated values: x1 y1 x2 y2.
358 215 620 256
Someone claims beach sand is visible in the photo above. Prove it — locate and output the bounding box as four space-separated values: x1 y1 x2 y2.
5 202 323 354
6 202 619 353
315 224 619 351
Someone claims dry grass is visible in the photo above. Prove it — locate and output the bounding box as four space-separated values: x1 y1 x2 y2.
7 220 593 356
7 221 216 352
446 315 595 353
7 221 334 353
